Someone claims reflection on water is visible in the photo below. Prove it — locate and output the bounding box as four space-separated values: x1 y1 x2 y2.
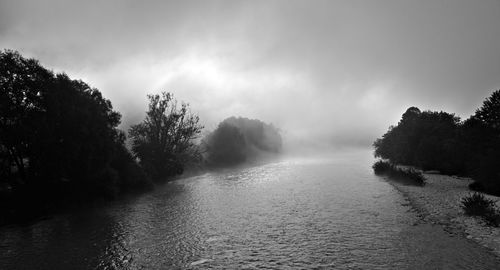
0 149 499 269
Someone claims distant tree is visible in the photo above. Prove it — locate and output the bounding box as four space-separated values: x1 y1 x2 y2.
203 122 247 166
129 92 203 181
223 116 282 153
202 116 282 167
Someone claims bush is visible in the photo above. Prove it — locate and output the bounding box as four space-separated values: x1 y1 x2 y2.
372 160 393 175
461 193 500 226
403 168 426 186
372 160 426 186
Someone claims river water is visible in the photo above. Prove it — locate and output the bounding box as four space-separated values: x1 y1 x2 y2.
0 149 499 269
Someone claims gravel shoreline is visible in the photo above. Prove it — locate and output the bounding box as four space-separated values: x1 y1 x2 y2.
386 172 500 257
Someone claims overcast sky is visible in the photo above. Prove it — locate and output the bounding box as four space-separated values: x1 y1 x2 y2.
1 0 500 147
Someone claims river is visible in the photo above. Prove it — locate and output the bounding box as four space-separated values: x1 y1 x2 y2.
0 149 499 269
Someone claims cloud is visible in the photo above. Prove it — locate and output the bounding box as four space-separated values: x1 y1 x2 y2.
1 0 500 147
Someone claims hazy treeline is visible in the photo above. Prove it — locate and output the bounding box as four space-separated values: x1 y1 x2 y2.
202 116 282 167
374 90 500 195
0 50 281 223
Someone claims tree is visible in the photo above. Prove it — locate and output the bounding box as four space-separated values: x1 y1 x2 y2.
0 50 147 205
373 90 500 195
129 92 203 181
474 90 500 131
0 50 53 182
203 122 247 166
374 107 461 173
464 90 500 194
202 116 282 167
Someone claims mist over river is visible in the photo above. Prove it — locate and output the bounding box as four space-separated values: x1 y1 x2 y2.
1 149 499 269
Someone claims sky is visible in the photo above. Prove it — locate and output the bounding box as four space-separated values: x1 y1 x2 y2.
1 0 500 148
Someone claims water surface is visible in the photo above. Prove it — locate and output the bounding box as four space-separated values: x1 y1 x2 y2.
0 149 498 269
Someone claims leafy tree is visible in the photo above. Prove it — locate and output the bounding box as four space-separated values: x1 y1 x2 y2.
129 92 203 181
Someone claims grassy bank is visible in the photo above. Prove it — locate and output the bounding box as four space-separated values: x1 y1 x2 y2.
373 160 426 186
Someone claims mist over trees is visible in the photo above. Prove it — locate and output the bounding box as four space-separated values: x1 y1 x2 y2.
203 117 282 167
0 50 284 224
374 90 500 195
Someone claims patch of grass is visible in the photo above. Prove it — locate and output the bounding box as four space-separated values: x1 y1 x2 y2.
372 160 426 186
461 193 500 227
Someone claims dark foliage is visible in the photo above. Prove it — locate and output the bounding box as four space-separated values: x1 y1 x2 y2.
469 181 484 192
373 108 462 174
461 193 500 227
203 123 247 166
129 92 203 182
372 160 393 175
0 50 150 223
372 160 426 186
202 117 282 167
374 90 500 195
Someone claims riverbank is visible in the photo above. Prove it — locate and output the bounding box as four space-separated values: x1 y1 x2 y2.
385 171 500 256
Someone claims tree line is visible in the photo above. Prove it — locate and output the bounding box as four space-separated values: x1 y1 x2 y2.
373 90 500 195
0 50 282 223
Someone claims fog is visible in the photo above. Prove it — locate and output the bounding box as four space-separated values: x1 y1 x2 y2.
1 0 500 148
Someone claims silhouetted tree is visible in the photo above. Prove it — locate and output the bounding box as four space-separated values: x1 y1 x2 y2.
0 50 53 183
374 90 500 195
0 50 150 223
129 92 203 181
475 90 500 131
463 90 500 194
374 107 461 173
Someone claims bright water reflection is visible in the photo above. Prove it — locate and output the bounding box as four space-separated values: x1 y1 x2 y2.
0 149 499 269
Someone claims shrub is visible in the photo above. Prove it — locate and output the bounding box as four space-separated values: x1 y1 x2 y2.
461 193 500 227
372 160 393 175
372 160 426 186
403 168 426 186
